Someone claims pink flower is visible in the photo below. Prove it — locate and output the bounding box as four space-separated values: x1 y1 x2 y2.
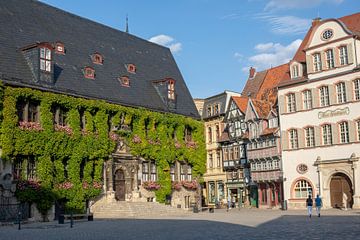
132 134 142 144
82 181 89 189
56 181 73 190
93 181 102 189
181 180 198 190
55 124 73 135
171 181 182 191
174 141 182 149
109 132 119 141
19 121 43 131
142 181 161 190
186 141 197 149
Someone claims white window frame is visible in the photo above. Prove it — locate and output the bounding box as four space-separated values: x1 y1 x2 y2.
40 47 51 72
294 180 313 199
326 49 335 69
357 120 360 141
354 79 360 101
339 46 348 66
287 93 296 113
319 86 330 107
305 127 315 147
292 65 299 78
289 129 298 149
339 122 349 143
302 90 312 110
322 124 332 145
336 82 347 104
313 53 322 72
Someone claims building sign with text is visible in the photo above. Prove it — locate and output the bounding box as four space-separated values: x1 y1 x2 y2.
318 107 349 119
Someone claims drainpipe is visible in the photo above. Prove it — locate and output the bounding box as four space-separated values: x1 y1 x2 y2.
354 36 359 67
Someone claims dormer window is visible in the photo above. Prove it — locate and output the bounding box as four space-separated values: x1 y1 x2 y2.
55 42 65 54
168 79 175 100
119 76 130 87
40 47 52 72
84 67 95 79
92 53 103 65
127 64 136 73
292 65 299 78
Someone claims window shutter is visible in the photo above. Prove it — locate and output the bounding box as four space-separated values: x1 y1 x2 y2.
334 47 340 67
314 126 321 147
281 131 288 150
298 128 305 148
328 84 336 105
345 80 353 102
321 52 326 70
347 43 354 65
278 95 286 114
331 123 339 145
295 92 302 111
312 88 319 108
349 120 356 142
306 55 313 74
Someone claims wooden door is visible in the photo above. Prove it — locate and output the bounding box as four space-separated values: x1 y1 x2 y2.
330 174 352 208
114 170 125 201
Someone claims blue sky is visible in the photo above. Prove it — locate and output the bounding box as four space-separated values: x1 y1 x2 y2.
41 0 360 99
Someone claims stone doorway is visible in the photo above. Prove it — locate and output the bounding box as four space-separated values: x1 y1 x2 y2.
114 169 126 201
330 173 353 209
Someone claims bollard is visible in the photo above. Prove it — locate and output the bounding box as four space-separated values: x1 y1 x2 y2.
70 212 73 228
18 211 21 230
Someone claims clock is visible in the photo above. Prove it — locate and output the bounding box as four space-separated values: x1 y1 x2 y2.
322 29 333 40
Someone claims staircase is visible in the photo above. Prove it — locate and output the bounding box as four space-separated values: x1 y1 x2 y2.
92 201 193 219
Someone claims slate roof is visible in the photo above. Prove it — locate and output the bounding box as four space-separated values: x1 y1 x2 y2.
0 0 199 118
241 70 267 98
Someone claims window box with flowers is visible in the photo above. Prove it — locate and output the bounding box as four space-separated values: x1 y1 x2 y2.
142 181 161 191
171 181 182 191
19 121 43 131
54 124 73 135
181 180 198 191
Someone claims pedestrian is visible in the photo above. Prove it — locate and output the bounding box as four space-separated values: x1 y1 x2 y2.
342 192 348 210
227 194 231 211
315 194 322 217
306 195 313 218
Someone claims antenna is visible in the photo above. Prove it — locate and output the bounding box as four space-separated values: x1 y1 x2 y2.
125 14 129 33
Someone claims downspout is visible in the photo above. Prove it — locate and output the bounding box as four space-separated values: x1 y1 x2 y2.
354 36 359 67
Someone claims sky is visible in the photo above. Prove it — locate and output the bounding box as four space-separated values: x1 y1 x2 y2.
41 0 360 99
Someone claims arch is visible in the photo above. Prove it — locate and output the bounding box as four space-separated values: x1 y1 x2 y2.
329 172 353 209
290 177 315 199
114 169 126 201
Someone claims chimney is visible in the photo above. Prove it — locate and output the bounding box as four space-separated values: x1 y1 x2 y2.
249 67 256 78
312 17 321 27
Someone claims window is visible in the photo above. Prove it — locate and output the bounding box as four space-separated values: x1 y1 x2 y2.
142 161 157 181
294 180 313 198
40 47 51 72
127 64 136 73
223 148 228 161
256 162 261 171
261 161 267 170
304 127 315 147
92 53 103 64
187 166 192 181
208 153 213 168
13 156 36 180
185 127 192 142
17 100 40 123
53 107 68 126
273 160 279 169
229 148 234 160
322 124 332 145
289 129 298 149
339 122 349 143
215 125 220 141
216 150 221 167
234 146 239 159
119 76 130 87
268 161 273 170
339 46 348 66
55 42 65 54
251 162 256 171
326 49 335 69
287 93 296 113
208 127 212 143
170 164 176 181
180 164 192 181
292 65 299 78
84 67 95 79
354 79 360 101
207 107 212 117
214 104 219 115
142 162 149 181
168 79 175 100
319 86 330 107
313 53 322 72
336 82 347 103
357 121 360 141
302 90 312 110
150 162 157 181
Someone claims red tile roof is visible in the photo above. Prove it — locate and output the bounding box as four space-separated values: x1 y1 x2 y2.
232 96 249 114
251 99 271 119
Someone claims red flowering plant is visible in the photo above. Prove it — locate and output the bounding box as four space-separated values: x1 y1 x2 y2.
181 180 198 190
83 181 103 199
185 141 197 149
109 132 119 141
148 139 161 145
19 121 43 131
55 124 73 136
174 141 182 149
132 134 142 144
142 181 161 191
171 181 182 191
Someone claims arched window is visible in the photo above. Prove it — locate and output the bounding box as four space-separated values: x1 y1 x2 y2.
92 53 103 64
294 179 313 198
208 127 212 143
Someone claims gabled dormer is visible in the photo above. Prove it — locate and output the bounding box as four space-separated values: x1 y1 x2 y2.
289 60 303 79
152 78 177 110
224 96 248 140
21 42 55 84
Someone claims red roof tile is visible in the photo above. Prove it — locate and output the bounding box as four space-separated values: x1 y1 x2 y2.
232 96 249 114
251 99 271 119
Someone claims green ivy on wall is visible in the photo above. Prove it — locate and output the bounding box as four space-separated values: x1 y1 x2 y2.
0 84 205 211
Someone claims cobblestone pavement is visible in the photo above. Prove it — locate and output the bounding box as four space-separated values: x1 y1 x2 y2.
1 208 360 240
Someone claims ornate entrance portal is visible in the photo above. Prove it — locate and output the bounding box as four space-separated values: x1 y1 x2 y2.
330 173 353 209
114 169 126 201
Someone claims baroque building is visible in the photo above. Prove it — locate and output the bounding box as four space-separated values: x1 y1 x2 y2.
278 14 360 209
0 0 205 220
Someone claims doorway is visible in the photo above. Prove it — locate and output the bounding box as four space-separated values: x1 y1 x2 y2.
114 169 126 201
330 173 353 209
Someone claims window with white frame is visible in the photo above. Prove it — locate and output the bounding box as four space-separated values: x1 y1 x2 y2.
187 165 192 181
223 148 228 161
180 164 186 181
357 120 360 141
170 164 176 181
294 180 313 198
40 47 51 72
234 146 239 159
214 104 219 115
339 122 349 143
150 162 157 181
313 53 322 72
292 65 299 78
261 161 267 170
273 160 279 169
326 49 335 69
302 90 312 110
354 79 360 101
208 153 213 168
142 162 149 181
336 82 347 103
251 162 256 171
256 162 261 171
208 127 212 143
289 129 298 149
305 127 315 147
268 161 273 170
319 86 330 107
287 93 296 113
322 124 332 145
339 46 348 65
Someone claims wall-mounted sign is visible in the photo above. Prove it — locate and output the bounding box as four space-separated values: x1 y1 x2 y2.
318 107 349 119
296 163 308 174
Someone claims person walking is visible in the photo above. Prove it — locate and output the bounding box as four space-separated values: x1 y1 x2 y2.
315 194 322 217
306 195 313 218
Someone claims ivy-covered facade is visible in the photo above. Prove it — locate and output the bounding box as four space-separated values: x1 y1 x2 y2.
0 0 205 219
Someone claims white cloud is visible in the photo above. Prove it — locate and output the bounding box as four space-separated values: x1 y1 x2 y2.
234 52 243 58
247 39 302 70
148 34 182 53
264 0 344 11
256 14 311 35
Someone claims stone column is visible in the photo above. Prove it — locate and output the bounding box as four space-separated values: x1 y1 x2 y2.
351 154 360 209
